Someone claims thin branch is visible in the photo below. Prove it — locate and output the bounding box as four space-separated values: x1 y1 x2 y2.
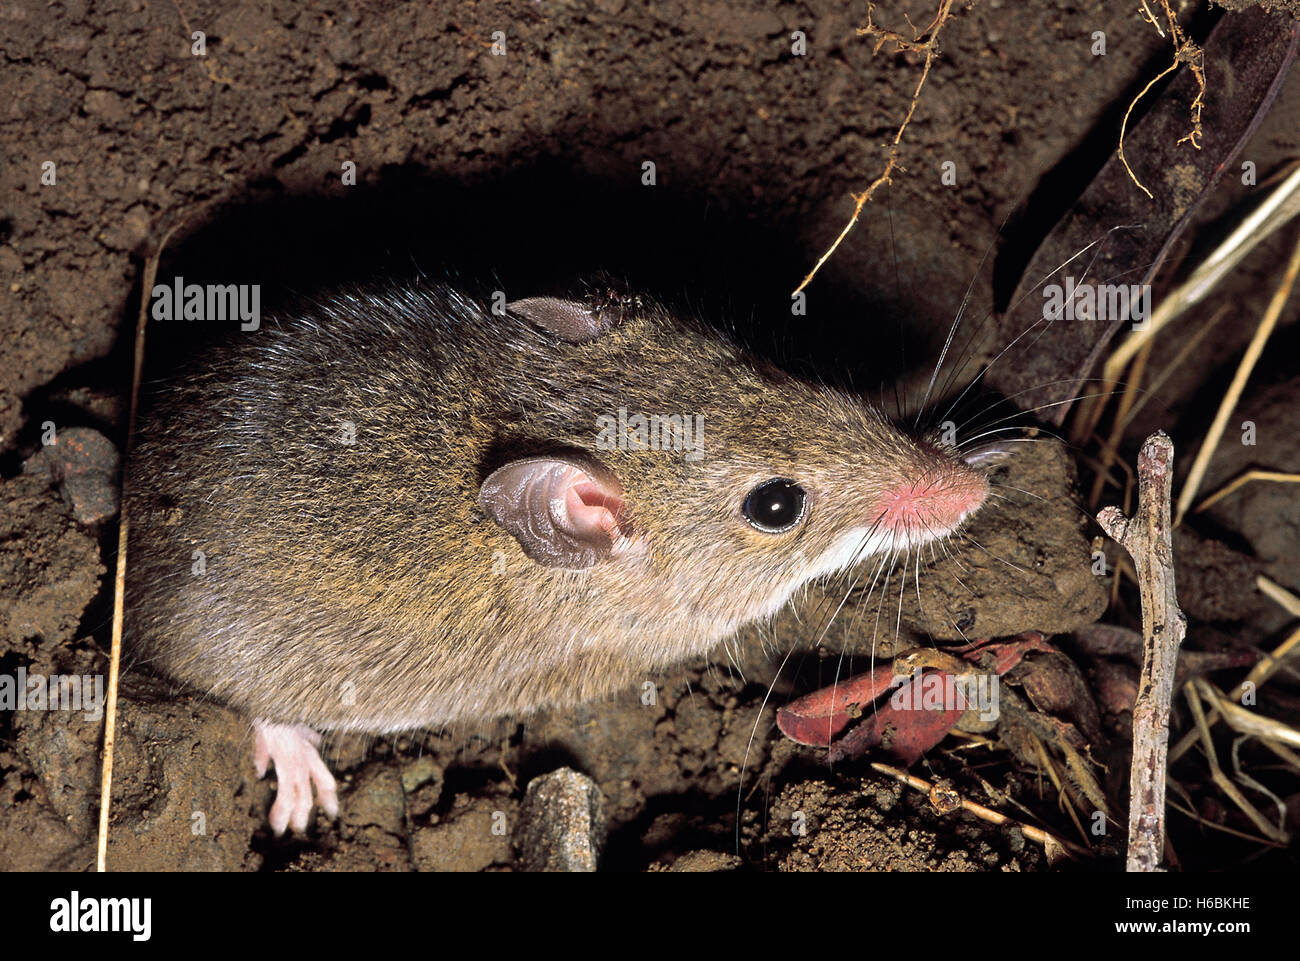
1174 230 1300 526
793 0 958 294
98 222 183 872
1096 432 1187 871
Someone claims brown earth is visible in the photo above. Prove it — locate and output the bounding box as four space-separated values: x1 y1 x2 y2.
2 0 1299 871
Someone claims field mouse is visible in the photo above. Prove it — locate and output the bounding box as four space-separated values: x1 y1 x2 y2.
125 282 992 834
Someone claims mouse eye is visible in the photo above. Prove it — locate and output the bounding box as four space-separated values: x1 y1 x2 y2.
742 479 807 533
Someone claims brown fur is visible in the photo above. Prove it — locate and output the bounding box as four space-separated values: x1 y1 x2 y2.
125 282 983 733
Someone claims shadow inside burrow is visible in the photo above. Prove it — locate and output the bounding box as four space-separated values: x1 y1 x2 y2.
6 159 1008 484
121 160 939 402
597 786 755 871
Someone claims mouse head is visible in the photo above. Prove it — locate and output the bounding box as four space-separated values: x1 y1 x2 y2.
478 294 993 630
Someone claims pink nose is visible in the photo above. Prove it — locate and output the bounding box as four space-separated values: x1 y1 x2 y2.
876 468 988 539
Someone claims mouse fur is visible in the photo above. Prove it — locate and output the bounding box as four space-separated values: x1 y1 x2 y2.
125 280 988 789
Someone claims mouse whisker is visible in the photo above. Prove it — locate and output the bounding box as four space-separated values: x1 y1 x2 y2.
736 518 890 854
915 217 1005 427
945 375 1127 437
988 480 1100 527
952 385 1134 442
929 229 1150 426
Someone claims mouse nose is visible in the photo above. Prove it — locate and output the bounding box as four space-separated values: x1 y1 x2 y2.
874 464 988 543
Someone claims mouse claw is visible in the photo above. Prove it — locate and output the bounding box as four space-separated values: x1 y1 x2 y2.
253 720 339 835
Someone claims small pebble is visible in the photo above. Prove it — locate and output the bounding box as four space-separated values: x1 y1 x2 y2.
515 767 606 872
23 426 120 524
400 754 442 794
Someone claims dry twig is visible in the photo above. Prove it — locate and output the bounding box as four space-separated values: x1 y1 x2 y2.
1193 470 1300 514
1079 162 1300 449
1174 231 1300 526
98 223 183 871
1096 432 1187 871
1184 682 1290 843
1119 0 1205 199
793 0 959 294
1256 574 1300 617
869 762 1086 859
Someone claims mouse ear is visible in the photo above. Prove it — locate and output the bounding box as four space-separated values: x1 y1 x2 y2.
506 297 615 343
479 456 629 569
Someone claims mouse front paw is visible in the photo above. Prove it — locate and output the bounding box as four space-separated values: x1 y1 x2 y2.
253 720 340 835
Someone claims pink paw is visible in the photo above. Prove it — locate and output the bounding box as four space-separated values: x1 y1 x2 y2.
253 720 339 835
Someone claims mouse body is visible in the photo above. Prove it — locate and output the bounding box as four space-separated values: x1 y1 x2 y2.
125 282 990 832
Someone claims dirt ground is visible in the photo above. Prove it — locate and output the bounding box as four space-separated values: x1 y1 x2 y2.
2 0 1299 871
